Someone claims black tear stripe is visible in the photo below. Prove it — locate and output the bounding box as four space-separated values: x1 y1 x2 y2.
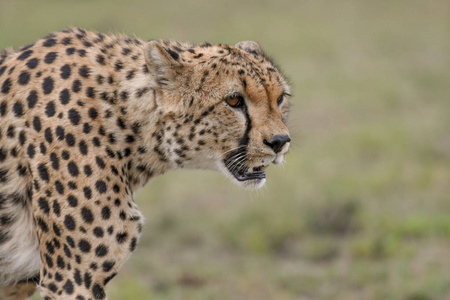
238 107 252 147
223 104 252 168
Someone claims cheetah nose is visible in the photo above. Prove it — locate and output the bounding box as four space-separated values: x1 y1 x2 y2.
263 135 291 154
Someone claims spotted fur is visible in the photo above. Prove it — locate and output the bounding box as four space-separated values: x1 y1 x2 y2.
0 28 291 299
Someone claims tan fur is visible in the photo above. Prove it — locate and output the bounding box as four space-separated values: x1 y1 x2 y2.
0 28 290 299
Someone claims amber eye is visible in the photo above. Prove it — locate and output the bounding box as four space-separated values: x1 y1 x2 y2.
226 96 244 108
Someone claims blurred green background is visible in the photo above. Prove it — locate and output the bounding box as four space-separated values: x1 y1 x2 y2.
1 0 450 299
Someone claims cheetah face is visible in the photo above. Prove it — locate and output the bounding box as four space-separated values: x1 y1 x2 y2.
145 40 290 189
218 88 291 189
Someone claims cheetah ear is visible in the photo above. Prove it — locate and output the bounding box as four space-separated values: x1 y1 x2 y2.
235 41 263 55
144 41 183 88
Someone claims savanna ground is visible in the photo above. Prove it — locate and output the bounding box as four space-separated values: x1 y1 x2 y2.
1 0 450 299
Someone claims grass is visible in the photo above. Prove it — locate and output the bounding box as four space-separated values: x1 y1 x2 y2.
1 0 449 299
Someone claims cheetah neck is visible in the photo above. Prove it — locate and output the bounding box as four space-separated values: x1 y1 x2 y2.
98 41 180 191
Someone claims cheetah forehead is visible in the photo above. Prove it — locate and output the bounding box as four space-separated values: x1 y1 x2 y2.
156 40 288 82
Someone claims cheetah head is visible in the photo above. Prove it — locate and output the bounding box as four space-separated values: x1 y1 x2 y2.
144 40 291 189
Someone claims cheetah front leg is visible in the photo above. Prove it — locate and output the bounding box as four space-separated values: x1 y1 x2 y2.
0 282 37 300
32 166 144 299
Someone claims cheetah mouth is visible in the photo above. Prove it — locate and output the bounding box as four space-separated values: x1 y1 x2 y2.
227 164 268 182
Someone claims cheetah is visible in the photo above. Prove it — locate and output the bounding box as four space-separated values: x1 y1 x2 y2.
0 28 291 299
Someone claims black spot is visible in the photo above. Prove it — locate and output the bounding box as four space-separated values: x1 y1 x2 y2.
120 91 128 101
83 123 92 134
13 101 23 117
96 75 104 85
42 76 54 94
64 215 76 232
96 157 105 169
84 165 92 176
1 78 12 94
66 47 76 55
121 48 131 55
0 101 6 116
126 70 135 80
52 223 61 237
112 184 120 193
67 195 78 207
66 236 75 248
18 131 26 145
96 54 105 65
43 38 57 47
92 137 101 147
56 126 65 140
45 101 56 117
62 37 72 45
44 52 57 64
93 227 104 238
44 127 53 143
17 50 33 60
79 65 90 78
125 135 135 143
38 163 49 182
45 254 54 268
88 108 98 120
59 88 71 105
86 86 95 98
48 283 57 292
17 163 27 176
6 125 15 138
130 237 137 252
38 141 46 153
80 207 94 224
78 49 87 57
57 256 66 269
78 239 91 253
76 140 87 156
96 180 107 194
66 133 75 146
0 168 11 184
55 181 64 194
18 71 30 85
101 206 110 220
166 48 179 60
98 126 106 136
27 144 35 158
27 90 38 108
62 279 74 295
82 187 92 200
92 284 105 300
72 80 82 93
68 181 77 189
114 61 124 71
95 245 108 257
68 161 79 177
102 260 115 272
26 58 39 69
50 153 59 170
60 64 71 79
116 232 128 244
37 218 49 232
84 272 93 289
38 197 50 215
68 109 81 125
